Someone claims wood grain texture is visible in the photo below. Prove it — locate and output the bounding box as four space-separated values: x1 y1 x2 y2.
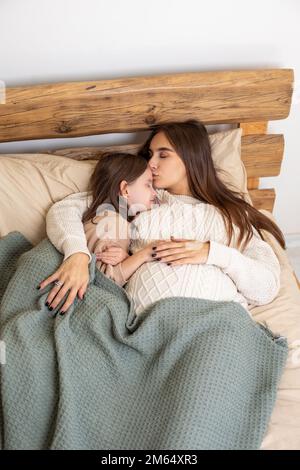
0 68 294 142
239 121 269 189
248 189 275 212
239 122 268 135
241 134 284 177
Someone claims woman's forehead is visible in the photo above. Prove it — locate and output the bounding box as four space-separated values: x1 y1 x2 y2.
149 132 174 153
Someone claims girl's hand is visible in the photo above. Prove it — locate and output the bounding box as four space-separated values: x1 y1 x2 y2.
38 253 90 314
95 242 129 266
153 237 210 266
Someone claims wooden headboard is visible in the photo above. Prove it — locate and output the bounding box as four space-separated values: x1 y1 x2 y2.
0 68 294 213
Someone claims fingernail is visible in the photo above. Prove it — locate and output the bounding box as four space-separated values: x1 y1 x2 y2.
48 307 53 311
36 285 41 290
167 262 171 266
156 257 161 261
59 311 65 316
45 302 49 306
151 253 157 257
152 246 157 250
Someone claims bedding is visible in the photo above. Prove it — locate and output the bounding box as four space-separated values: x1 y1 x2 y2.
0 231 288 450
0 132 299 449
250 210 300 450
0 127 249 245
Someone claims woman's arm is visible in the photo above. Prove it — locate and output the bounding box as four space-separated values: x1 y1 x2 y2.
205 233 281 306
154 234 280 306
46 191 92 262
40 191 93 313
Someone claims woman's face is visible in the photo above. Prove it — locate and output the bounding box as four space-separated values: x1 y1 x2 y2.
147 131 190 195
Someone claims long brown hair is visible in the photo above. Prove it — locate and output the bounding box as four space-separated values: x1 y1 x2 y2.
137 119 286 251
82 152 148 224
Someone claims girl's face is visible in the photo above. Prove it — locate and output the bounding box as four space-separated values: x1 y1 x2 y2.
120 167 157 213
147 131 191 195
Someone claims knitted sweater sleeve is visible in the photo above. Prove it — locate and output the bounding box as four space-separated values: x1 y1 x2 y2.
45 191 92 263
205 228 281 306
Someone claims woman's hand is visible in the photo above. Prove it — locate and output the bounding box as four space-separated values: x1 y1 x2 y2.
153 237 210 266
95 242 129 266
139 241 161 263
38 253 90 314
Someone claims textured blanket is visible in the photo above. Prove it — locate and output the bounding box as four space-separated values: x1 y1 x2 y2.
0 231 288 450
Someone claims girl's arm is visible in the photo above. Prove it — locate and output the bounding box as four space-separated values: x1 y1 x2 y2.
101 245 154 286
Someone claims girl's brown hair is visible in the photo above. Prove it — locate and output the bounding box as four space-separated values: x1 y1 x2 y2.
137 119 286 251
82 152 148 224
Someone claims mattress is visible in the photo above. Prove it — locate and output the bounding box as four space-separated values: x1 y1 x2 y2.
251 211 300 450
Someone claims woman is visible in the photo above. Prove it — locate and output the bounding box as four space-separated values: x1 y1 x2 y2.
38 119 285 315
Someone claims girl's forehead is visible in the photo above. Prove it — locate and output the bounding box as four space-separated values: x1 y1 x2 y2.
138 167 153 181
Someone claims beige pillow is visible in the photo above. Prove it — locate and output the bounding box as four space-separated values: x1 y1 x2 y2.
209 127 252 204
0 128 249 245
0 154 97 244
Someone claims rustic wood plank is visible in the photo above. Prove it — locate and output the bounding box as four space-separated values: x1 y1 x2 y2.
247 178 260 190
248 188 275 211
239 122 268 135
241 134 284 178
239 121 269 190
0 69 294 142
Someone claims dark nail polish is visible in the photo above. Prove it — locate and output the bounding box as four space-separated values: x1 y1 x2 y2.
59 311 65 316
151 253 157 257
156 257 161 261
167 263 171 265
45 302 49 306
36 286 40 290
152 246 157 250
48 307 53 311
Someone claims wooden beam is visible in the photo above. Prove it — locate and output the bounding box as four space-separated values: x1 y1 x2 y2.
0 69 294 142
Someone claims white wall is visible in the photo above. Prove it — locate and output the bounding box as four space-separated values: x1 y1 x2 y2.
0 0 299 234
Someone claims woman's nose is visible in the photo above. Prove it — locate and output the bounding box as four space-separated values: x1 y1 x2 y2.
148 158 156 169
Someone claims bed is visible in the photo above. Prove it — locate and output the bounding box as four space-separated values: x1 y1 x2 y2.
0 68 299 450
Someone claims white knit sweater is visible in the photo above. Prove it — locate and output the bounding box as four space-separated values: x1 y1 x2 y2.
45 190 281 316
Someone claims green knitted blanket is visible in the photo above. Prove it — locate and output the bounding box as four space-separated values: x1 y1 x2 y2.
0 231 288 450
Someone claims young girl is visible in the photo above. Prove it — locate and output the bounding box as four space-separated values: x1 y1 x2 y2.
82 152 160 287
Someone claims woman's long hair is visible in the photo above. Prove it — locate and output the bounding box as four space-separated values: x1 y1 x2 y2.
137 119 286 251
82 152 148 224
